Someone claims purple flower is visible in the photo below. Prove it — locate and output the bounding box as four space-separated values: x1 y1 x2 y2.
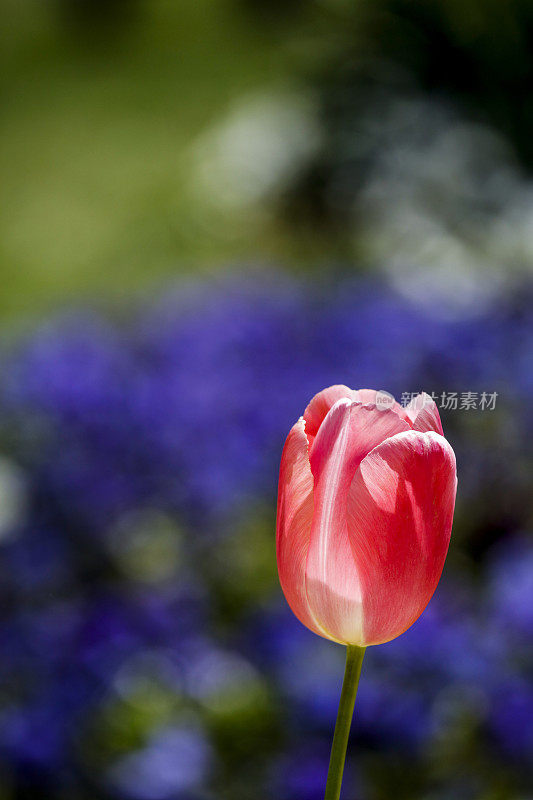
489 678 533 760
108 725 212 799
487 537 533 641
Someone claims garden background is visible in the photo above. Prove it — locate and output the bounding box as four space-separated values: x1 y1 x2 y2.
1 2 532 799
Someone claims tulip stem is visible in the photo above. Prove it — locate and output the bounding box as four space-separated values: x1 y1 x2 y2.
324 644 366 800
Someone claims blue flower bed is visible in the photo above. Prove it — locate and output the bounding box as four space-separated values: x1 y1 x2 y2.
0 271 531 799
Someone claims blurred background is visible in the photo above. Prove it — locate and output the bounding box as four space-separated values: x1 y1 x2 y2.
1 1 532 798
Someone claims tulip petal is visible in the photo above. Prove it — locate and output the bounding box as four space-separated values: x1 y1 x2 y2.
276 418 323 637
347 430 457 646
353 388 379 405
354 389 411 424
304 386 410 447
406 392 444 435
305 400 410 643
303 385 355 440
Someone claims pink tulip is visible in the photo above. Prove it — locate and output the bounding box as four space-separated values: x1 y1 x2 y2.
276 386 457 647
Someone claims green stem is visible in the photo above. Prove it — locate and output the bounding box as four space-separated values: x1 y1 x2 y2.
324 644 366 800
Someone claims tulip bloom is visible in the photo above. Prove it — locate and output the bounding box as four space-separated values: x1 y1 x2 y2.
277 385 457 648
277 386 457 799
